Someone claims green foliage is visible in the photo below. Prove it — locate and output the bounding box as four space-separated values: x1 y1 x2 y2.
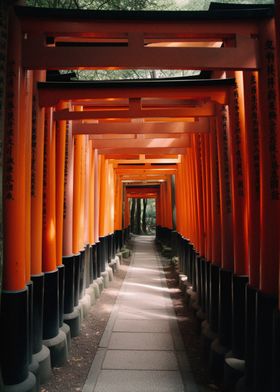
129 198 156 235
26 0 274 10
26 0 174 10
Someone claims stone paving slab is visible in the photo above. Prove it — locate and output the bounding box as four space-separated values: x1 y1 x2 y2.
113 319 170 333
117 299 167 309
117 305 173 320
82 236 198 392
102 350 179 370
108 332 174 350
93 370 184 392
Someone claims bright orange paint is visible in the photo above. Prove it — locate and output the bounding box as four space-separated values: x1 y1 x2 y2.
31 70 46 275
56 101 68 265
3 13 26 290
216 105 234 271
42 108 57 273
227 71 248 276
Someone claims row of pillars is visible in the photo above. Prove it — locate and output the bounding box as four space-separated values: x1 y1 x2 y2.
0 11 130 391
170 21 280 392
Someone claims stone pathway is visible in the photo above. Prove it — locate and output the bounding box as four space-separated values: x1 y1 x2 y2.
82 236 198 392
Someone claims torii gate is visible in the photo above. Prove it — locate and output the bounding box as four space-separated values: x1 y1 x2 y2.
1 4 280 392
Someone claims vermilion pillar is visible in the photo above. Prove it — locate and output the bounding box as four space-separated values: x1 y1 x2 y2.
216 105 233 271
88 141 95 246
225 72 249 368
193 135 205 254
23 70 33 284
30 70 52 381
1 9 36 389
209 104 234 368
55 101 68 331
209 119 221 266
73 133 83 254
99 156 111 276
42 107 67 366
243 71 261 289
94 150 100 244
202 133 212 262
42 108 57 274
62 118 80 338
228 72 248 276
56 101 68 267
258 19 280 298
84 136 90 246
72 127 87 303
252 17 280 392
63 119 74 258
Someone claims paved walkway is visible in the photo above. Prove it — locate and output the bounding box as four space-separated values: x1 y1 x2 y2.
83 236 198 392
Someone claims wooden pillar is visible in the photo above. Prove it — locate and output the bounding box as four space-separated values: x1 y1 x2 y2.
42 108 57 274
166 175 173 229
1 9 36 388
252 17 280 392
73 132 83 255
23 70 33 285
203 133 213 262
243 71 261 289
88 140 95 246
216 105 234 271
30 72 53 379
31 72 45 275
258 18 280 298
62 119 74 258
84 136 90 246
56 102 68 266
3 13 25 292
227 72 248 276
193 134 205 256
209 120 221 266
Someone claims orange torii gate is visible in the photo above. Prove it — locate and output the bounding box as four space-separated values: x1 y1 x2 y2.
1 4 280 392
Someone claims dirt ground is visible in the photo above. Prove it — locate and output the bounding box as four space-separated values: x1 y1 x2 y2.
40 242 221 392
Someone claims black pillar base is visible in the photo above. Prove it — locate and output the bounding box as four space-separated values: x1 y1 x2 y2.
42 270 67 368
224 352 245 392
99 237 106 273
231 274 248 359
95 242 101 278
223 275 248 390
254 291 277 392
91 244 97 281
200 257 219 361
219 269 232 348
31 273 52 385
209 264 220 334
79 248 86 299
272 309 280 392
0 288 32 386
63 255 75 315
209 338 229 383
73 253 81 307
31 274 44 355
241 285 258 391
43 270 59 340
201 320 218 360
209 268 232 383
58 265 65 328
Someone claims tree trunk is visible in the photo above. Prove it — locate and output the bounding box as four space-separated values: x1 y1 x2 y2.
142 199 147 234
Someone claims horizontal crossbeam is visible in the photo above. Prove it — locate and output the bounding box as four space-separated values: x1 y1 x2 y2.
72 118 210 134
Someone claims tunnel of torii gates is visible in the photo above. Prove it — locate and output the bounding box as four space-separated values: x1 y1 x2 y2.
0 2 280 392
